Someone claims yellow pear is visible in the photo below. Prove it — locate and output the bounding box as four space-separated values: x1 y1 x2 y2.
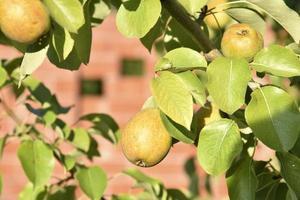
204 0 230 29
121 108 172 167
0 0 50 44
221 23 264 61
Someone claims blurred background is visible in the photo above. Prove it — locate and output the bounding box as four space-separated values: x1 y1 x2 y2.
0 0 299 199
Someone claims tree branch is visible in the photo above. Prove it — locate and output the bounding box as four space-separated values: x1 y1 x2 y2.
161 0 215 52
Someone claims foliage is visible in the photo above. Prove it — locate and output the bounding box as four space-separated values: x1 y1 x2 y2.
0 0 300 199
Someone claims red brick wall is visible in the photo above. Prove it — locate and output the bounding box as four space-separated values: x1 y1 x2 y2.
0 14 275 200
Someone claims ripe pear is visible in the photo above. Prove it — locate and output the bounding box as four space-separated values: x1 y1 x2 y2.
121 108 172 167
0 0 50 44
204 0 230 29
221 23 264 61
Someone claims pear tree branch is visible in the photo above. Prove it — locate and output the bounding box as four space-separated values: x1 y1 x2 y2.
161 0 215 52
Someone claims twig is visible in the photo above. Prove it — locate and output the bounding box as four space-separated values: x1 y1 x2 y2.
161 0 215 52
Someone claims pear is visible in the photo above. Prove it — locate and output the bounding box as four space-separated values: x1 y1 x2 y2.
121 108 172 167
0 0 50 44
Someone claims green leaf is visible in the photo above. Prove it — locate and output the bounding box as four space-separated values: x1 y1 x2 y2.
184 157 199 197
62 155 76 171
166 189 190 200
140 18 164 52
69 128 91 152
47 186 76 200
177 71 206 106
0 65 8 87
123 168 161 185
90 0 111 26
0 136 7 159
151 71 193 129
197 119 242 175
72 0 92 64
207 57 251 114
80 113 119 144
17 140 55 187
155 47 207 72
116 0 161 38
44 0 85 33
247 0 300 43
226 8 266 35
245 86 300 151
252 45 300 77
47 43 81 70
277 152 300 198
178 0 208 16
226 156 258 200
18 183 46 200
291 135 300 157
264 183 289 200
160 112 195 144
75 166 107 200
112 194 137 200
19 46 49 82
51 24 75 62
164 19 202 52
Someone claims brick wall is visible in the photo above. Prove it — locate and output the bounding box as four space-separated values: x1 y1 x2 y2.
0 14 275 200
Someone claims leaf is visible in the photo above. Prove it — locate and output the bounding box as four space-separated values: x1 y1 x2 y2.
164 18 202 52
90 0 111 26
0 136 7 159
17 140 55 187
207 57 251 114
197 119 243 175
62 154 76 171
247 0 300 43
69 128 91 152
18 183 46 200
178 0 208 16
80 113 119 144
245 86 300 151
184 157 199 197
155 47 207 72
277 152 300 198
252 45 300 77
19 46 49 82
72 0 92 64
226 8 266 35
75 166 107 200
112 194 137 200
140 18 164 52
47 42 82 70
291 135 300 158
123 168 161 185
264 183 289 200
167 189 191 200
177 71 206 106
44 0 85 33
51 24 75 61
151 71 193 129
47 186 76 200
116 0 161 38
226 156 258 200
160 112 195 144
0 65 8 87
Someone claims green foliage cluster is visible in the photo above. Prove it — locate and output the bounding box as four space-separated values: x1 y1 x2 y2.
0 0 300 199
